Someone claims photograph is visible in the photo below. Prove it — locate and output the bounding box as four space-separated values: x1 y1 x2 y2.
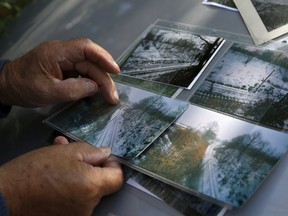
120 26 224 89
234 0 288 44
202 0 238 11
125 168 225 216
251 0 288 32
111 74 179 98
190 42 288 133
134 104 288 207
44 82 188 159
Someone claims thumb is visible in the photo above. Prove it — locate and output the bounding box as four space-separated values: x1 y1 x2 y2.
72 143 112 166
53 78 98 102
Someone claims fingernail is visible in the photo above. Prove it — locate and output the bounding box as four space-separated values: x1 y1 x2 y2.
113 90 119 102
113 61 120 71
86 80 97 92
100 147 111 157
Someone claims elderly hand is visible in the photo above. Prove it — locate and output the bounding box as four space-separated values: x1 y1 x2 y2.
0 38 120 107
0 138 124 216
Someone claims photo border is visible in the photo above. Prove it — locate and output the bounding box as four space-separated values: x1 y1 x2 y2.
44 82 189 160
117 21 226 90
202 0 238 12
129 104 288 208
234 0 288 44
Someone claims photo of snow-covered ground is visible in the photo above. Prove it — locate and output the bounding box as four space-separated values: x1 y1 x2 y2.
120 26 224 89
190 43 288 132
134 104 288 207
45 82 188 159
251 0 288 32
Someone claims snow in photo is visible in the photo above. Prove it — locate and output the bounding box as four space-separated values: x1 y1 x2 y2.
134 104 288 207
190 43 288 132
45 82 188 159
120 26 224 89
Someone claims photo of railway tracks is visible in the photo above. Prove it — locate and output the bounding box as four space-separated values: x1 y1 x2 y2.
190 42 288 132
120 26 224 89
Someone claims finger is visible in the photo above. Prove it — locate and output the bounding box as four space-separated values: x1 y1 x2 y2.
83 40 120 74
94 162 124 196
51 77 98 103
102 156 122 169
53 136 69 145
70 143 112 166
61 39 120 74
75 61 119 104
64 143 124 196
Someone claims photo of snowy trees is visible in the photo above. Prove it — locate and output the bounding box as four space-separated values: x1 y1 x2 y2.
251 0 288 32
120 26 224 89
190 43 288 132
45 82 188 159
134 104 288 207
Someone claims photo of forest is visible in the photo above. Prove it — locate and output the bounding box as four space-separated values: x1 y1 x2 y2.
134 104 288 207
120 26 224 89
45 82 188 159
190 43 288 132
251 0 288 32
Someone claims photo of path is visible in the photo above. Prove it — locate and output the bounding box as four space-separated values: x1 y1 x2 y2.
190 43 288 132
45 82 188 159
134 104 288 207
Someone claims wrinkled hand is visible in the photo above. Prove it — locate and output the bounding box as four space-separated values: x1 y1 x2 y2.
0 137 124 216
0 38 120 107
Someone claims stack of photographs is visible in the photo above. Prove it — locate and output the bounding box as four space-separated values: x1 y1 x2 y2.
44 20 288 212
234 0 288 45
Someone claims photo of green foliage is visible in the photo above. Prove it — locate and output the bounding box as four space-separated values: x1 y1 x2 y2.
134 104 288 207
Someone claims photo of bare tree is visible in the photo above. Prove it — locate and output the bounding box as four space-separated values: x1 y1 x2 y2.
134 104 288 207
120 26 224 89
190 43 288 132
44 82 188 159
